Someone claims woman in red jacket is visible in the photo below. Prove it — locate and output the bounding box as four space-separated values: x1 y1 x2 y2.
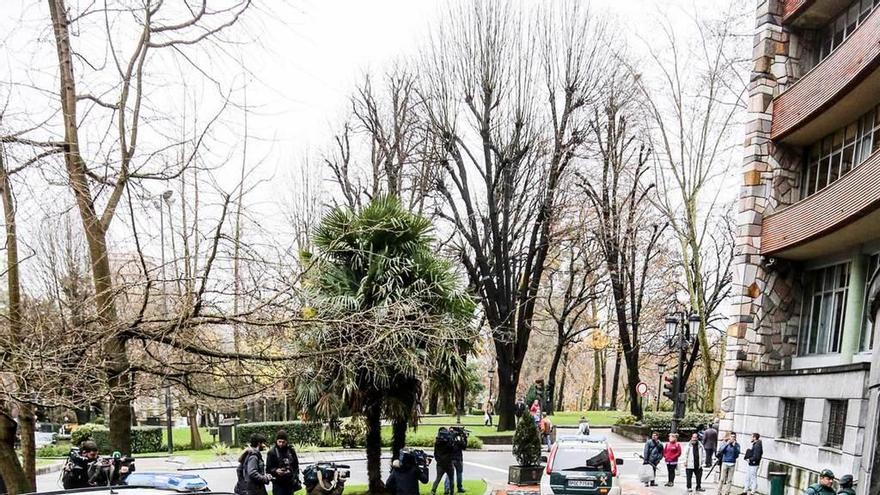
663 433 682 487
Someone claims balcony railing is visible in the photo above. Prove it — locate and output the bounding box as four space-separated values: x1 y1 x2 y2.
762 152 880 255
771 5 880 141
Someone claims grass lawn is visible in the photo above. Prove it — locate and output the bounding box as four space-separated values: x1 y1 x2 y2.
344 479 486 495
137 449 226 463
418 410 624 433
162 427 214 448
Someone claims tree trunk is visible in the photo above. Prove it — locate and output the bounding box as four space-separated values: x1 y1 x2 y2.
610 346 621 410
18 405 36 489
428 391 438 416
187 409 203 450
0 412 29 495
556 351 568 412
364 400 384 494
494 360 518 431
545 335 565 415
600 348 607 408
391 419 407 465
589 349 601 410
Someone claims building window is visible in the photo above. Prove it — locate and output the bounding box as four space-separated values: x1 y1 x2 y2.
782 398 805 440
809 0 879 71
803 104 879 199
860 254 879 352
799 263 851 355
825 400 848 448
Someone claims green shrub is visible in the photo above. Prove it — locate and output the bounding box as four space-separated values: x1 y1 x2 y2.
71 424 163 454
614 414 637 426
131 427 163 453
640 412 714 430
235 421 323 447
512 411 541 467
37 444 73 458
71 424 101 447
338 417 366 448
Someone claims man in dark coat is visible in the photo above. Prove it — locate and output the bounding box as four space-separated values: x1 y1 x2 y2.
642 432 664 487
836 474 856 495
62 440 99 490
265 430 300 495
803 469 836 495
386 454 429 495
743 433 763 495
235 434 271 495
430 428 455 495
702 424 718 468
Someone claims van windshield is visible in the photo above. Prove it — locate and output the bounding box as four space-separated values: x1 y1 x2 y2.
551 447 611 472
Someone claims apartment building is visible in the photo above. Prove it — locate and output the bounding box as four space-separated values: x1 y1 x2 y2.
721 0 880 494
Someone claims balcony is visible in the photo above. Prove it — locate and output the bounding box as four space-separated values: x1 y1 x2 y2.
784 0 861 27
771 5 880 145
762 153 880 259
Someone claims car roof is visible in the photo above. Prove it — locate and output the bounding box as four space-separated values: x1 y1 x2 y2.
556 434 608 445
26 486 231 495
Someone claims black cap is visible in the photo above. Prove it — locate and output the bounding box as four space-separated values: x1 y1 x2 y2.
80 440 98 453
276 430 289 441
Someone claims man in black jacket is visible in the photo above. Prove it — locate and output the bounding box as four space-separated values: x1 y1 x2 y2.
62 441 100 489
266 430 300 495
430 428 455 495
235 434 271 495
386 450 430 495
702 425 718 468
743 433 763 495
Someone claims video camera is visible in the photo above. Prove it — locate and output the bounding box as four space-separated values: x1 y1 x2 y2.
399 448 432 469
302 462 350 495
448 427 470 451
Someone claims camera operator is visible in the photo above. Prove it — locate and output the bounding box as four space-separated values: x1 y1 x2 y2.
445 427 467 494
386 449 430 495
430 428 455 495
62 441 99 489
266 430 300 495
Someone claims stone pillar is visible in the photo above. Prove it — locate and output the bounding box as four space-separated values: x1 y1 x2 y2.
862 271 880 495
841 253 868 362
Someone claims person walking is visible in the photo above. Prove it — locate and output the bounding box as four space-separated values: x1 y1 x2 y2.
530 399 541 415
577 416 590 436
265 430 300 495
431 428 455 495
483 401 494 427
743 433 763 495
803 469 836 495
715 432 740 495
539 413 554 451
234 434 271 495
683 433 706 493
702 424 718 468
663 433 682 487
642 431 664 487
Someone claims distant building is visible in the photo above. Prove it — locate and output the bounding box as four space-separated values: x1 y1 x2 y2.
722 1 880 494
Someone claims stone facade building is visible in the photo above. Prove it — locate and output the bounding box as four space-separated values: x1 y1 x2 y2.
722 0 880 493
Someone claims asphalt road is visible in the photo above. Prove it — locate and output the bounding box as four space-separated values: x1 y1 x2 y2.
36 428 724 494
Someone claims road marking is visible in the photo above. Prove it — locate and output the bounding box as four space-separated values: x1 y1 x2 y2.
464 460 510 474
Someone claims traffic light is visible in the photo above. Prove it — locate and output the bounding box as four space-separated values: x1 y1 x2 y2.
662 374 679 401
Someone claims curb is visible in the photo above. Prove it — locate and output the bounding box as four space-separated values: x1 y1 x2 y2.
176 455 384 471
36 463 64 476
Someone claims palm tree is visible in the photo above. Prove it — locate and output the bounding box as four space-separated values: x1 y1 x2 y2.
298 195 474 493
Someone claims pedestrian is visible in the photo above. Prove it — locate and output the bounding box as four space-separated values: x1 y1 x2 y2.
683 433 706 493
702 424 718 468
836 474 856 495
715 432 740 495
539 413 553 451
577 416 590 436
265 430 300 495
530 399 541 415
446 428 466 494
483 401 494 427
431 428 455 495
803 469 836 495
743 433 763 495
642 431 664 487
234 434 271 495
663 433 682 487
386 453 430 495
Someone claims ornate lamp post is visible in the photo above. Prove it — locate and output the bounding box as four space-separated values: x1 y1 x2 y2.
663 312 700 433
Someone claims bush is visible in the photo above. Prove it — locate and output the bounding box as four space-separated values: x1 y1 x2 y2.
37 444 73 458
512 411 541 467
640 412 714 430
235 421 323 448
71 423 163 454
338 417 366 448
614 414 637 426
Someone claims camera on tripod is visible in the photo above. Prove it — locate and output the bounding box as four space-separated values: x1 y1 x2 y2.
400 448 432 469
448 427 470 450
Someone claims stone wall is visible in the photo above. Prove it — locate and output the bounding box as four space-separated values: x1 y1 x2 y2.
721 0 806 428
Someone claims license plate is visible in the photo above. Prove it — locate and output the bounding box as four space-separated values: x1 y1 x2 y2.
567 479 594 488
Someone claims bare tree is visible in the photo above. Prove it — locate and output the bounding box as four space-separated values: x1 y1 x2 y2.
421 0 611 430
635 3 746 411
580 73 666 419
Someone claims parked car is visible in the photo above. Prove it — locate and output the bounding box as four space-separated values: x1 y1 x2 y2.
539 435 623 495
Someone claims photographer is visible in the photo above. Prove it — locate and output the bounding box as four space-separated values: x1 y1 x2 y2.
266 430 300 495
62 440 99 490
386 449 430 495
445 427 467 494
430 428 455 495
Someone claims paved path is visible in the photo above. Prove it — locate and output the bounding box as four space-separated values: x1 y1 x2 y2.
36 428 730 494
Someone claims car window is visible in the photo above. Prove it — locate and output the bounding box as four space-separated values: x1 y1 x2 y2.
551 446 611 471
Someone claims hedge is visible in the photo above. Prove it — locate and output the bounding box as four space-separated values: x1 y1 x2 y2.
639 412 715 430
71 423 163 454
235 421 323 447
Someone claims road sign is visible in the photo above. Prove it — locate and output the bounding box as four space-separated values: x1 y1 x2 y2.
636 381 649 397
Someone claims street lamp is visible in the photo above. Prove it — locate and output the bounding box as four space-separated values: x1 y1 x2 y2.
488 363 496 405
655 362 667 412
664 311 698 433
